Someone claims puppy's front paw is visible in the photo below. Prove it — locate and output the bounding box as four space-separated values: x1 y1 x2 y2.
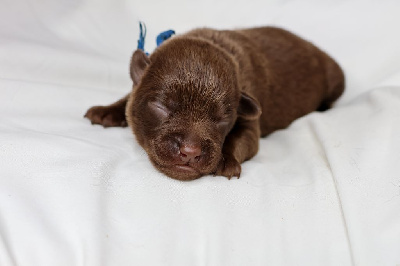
84 105 127 128
215 156 241 180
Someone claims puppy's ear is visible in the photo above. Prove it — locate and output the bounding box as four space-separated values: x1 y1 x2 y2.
237 92 262 120
130 49 150 85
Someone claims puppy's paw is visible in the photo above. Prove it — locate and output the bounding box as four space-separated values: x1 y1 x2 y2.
84 105 127 128
214 156 241 180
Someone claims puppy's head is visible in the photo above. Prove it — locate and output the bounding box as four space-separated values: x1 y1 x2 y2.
127 38 260 180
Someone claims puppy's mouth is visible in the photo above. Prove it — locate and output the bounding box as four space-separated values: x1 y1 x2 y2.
152 160 203 181
174 163 199 174
150 148 221 180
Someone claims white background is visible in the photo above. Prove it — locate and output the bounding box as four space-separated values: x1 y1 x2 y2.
1 0 400 265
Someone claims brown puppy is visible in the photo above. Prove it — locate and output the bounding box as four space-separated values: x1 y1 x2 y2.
85 27 345 181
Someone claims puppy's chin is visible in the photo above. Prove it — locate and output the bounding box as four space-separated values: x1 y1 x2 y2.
149 155 222 181
161 165 203 181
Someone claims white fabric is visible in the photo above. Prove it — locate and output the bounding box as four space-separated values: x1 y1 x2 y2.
1 0 400 265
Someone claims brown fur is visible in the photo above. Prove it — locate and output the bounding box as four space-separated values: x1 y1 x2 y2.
84 26 345 181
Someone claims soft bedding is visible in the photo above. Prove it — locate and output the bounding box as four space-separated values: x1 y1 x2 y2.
1 0 400 265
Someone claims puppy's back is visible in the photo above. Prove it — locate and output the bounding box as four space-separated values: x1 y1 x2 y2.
185 27 344 136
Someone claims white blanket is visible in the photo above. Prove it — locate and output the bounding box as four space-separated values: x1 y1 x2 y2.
1 0 400 265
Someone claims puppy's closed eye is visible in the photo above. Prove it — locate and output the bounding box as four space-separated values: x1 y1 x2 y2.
148 101 170 121
216 118 233 135
217 118 230 128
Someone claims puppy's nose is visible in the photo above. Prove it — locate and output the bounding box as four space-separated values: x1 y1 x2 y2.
179 144 202 163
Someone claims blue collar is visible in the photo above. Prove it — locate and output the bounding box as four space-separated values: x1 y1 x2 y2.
137 22 175 55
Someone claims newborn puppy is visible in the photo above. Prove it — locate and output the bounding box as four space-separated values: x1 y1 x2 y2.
85 27 345 181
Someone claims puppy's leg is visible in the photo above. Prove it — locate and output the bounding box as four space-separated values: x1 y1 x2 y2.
84 94 130 127
215 120 260 179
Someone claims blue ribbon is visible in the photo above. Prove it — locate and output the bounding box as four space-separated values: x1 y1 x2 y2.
137 22 146 51
137 22 175 55
156 30 176 47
